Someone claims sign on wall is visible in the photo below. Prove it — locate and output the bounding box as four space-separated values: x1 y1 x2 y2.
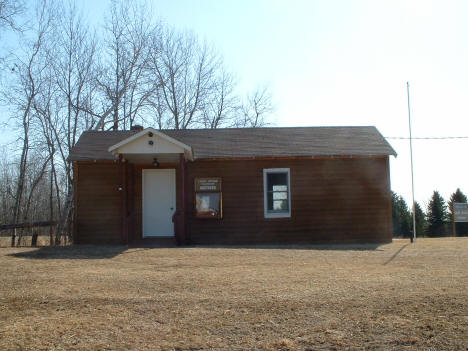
194 178 222 219
195 178 222 192
453 203 468 222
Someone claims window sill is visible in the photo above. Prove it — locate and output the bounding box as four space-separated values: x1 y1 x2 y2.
264 212 291 219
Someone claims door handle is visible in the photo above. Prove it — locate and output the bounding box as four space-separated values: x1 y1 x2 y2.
170 207 174 210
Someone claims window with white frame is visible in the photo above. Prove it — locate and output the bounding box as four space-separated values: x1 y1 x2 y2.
263 168 291 218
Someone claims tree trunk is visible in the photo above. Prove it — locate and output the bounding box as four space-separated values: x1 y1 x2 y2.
31 230 38 247
49 158 54 246
55 187 74 245
11 126 29 247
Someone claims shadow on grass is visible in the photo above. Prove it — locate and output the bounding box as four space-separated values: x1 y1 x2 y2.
383 243 410 265
8 245 128 259
7 241 388 260
191 243 386 251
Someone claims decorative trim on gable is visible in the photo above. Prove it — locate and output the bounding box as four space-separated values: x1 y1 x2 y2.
108 128 194 161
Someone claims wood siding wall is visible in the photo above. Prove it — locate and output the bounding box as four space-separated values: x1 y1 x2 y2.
186 157 392 244
74 156 392 245
74 162 121 244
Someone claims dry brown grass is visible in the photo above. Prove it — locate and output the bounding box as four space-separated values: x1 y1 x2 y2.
0 238 467 350
0 234 73 247
0 235 52 247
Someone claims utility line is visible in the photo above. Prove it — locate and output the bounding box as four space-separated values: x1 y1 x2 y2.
386 136 468 140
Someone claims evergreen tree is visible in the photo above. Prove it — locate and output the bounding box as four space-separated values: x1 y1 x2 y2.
448 188 468 236
391 192 400 236
391 191 411 237
426 191 448 237
411 201 427 237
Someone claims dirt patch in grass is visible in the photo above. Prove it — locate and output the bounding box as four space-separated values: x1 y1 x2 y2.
0 238 467 350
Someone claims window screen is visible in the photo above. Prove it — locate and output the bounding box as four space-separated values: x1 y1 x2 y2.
264 169 291 218
266 173 289 212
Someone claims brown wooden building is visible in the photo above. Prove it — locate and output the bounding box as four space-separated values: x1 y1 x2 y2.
69 126 396 245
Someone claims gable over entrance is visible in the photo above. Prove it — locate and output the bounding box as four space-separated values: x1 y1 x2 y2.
108 127 193 162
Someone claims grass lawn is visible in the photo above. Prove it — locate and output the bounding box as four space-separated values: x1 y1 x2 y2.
0 238 467 350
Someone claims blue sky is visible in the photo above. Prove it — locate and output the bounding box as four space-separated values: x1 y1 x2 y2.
3 0 468 208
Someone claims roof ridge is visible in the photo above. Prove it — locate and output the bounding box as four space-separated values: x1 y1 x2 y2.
84 126 378 133
164 125 377 131
84 130 137 133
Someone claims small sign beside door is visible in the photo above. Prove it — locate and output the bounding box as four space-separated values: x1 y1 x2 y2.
194 178 222 219
195 178 222 192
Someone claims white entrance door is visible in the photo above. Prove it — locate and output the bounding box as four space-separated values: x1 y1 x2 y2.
142 169 176 237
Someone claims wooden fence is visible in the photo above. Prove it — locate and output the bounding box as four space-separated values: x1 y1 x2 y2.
0 221 58 231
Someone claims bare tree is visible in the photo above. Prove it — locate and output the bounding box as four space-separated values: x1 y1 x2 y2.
95 0 155 131
236 86 274 128
0 0 25 33
149 86 169 129
32 77 62 243
2 0 54 246
202 69 239 129
0 146 14 225
53 1 97 159
148 29 220 129
16 150 51 246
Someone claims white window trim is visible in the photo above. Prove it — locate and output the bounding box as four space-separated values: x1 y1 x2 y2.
263 168 291 219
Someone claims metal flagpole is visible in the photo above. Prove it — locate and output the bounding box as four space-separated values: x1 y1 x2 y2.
407 82 417 243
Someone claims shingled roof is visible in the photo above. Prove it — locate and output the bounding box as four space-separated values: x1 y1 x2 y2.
69 126 396 161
